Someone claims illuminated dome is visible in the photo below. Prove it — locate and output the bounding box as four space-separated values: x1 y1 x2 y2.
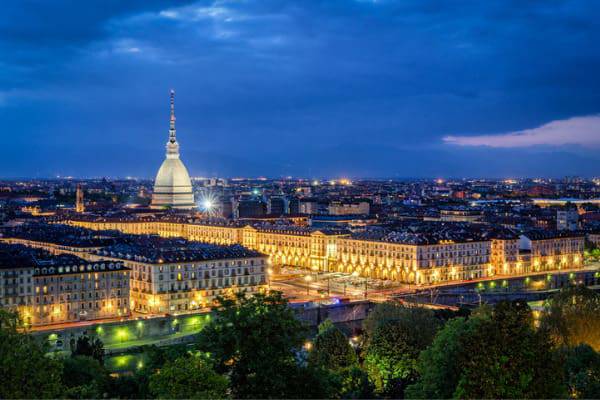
151 90 195 210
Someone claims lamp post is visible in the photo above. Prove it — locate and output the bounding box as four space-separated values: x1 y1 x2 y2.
352 271 367 299
267 268 273 291
304 275 312 296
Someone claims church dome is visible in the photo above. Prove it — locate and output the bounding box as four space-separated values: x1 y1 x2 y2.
150 90 196 210
154 158 193 190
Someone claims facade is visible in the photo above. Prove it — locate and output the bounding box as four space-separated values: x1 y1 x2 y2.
151 90 196 210
328 200 370 216
588 232 600 248
519 231 584 272
75 184 85 213
1 223 269 322
268 196 288 216
440 209 482 223
0 246 34 324
557 208 579 231
67 217 586 285
0 243 130 326
93 239 267 314
299 199 319 215
235 199 266 219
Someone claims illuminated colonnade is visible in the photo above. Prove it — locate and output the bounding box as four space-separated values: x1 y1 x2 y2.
67 219 584 285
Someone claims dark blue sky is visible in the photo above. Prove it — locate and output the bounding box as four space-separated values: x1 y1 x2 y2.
2 0 600 179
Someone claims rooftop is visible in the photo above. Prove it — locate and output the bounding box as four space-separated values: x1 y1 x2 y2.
1 223 123 248
521 229 585 240
95 236 265 264
350 222 518 245
0 242 126 274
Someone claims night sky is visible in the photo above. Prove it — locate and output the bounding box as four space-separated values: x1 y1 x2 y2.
2 0 600 179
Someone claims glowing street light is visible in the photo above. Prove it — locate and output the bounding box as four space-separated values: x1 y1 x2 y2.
267 267 274 290
202 199 213 211
352 271 367 299
198 192 218 216
304 275 312 295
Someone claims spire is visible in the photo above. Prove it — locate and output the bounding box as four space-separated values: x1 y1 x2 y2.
165 89 180 159
169 89 176 142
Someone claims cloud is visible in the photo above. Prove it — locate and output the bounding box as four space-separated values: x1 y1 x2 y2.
443 115 600 148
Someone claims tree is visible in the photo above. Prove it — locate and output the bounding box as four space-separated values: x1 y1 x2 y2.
561 344 600 399
407 301 567 399
72 335 105 365
362 301 410 337
362 305 439 397
336 366 375 399
540 285 600 350
405 317 472 399
0 310 64 398
197 291 322 398
106 344 193 399
62 355 110 399
308 319 357 371
149 356 229 399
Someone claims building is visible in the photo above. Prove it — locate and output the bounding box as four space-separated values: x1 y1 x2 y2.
75 184 85 213
439 208 482 223
289 197 300 214
234 199 266 219
557 207 579 231
2 222 270 321
328 200 370 216
519 230 584 273
151 90 196 210
268 196 288 216
299 199 319 215
94 237 267 314
0 243 130 326
588 231 600 248
0 244 34 323
66 215 587 286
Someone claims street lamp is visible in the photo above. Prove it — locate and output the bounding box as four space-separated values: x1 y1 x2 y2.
267 268 274 290
352 271 367 299
311 265 319 282
304 275 312 295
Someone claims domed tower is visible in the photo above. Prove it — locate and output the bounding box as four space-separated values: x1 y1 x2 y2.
151 90 196 210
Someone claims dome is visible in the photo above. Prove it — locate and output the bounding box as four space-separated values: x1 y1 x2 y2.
150 90 196 210
151 158 195 210
154 158 193 190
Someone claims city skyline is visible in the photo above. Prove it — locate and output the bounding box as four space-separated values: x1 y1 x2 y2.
2 0 600 178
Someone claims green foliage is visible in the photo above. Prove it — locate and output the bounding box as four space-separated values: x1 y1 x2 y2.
362 301 409 336
149 356 229 399
335 366 375 399
541 285 600 350
198 291 321 398
104 344 192 399
0 310 64 398
308 319 357 371
362 304 439 397
108 374 150 399
405 317 472 399
279 364 340 399
453 301 565 399
561 344 600 399
71 335 105 364
407 300 567 399
62 356 110 399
